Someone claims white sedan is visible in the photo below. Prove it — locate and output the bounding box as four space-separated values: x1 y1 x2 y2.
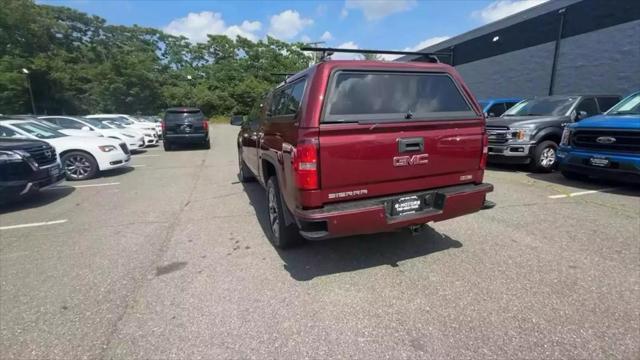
39 116 144 152
0 119 130 180
86 115 159 146
87 114 160 136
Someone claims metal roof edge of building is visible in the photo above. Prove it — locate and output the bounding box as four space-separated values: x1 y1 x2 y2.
397 0 582 62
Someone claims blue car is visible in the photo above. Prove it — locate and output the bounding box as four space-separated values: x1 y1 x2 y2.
479 98 522 117
557 91 640 184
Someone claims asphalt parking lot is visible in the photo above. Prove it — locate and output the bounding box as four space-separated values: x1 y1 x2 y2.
1 124 638 359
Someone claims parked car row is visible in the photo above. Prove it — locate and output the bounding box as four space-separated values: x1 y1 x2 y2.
484 94 626 173
0 114 164 204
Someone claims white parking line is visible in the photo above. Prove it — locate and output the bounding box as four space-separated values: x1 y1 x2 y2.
131 165 146 168
48 182 120 190
135 155 160 158
0 219 68 231
549 187 619 199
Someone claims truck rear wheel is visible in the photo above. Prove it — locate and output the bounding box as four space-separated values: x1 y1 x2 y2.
530 140 558 173
266 177 302 249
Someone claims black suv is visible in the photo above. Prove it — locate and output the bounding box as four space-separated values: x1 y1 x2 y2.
0 138 64 203
162 108 210 150
486 95 620 172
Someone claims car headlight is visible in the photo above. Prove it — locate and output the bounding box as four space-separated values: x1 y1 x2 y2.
508 127 533 141
98 145 118 152
560 128 572 146
0 150 24 161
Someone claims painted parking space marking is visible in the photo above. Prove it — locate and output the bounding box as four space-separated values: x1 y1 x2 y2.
548 187 620 199
131 165 147 168
47 182 120 190
0 219 68 231
134 154 160 158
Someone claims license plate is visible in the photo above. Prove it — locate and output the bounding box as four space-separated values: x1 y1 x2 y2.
390 196 423 217
589 157 609 167
49 166 60 177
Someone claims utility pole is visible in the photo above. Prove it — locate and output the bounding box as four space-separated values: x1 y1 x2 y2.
22 68 36 115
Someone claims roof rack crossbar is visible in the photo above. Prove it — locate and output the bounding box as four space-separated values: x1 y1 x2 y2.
300 46 452 57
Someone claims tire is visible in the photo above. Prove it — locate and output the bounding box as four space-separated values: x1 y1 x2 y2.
561 170 585 181
163 141 173 151
529 140 558 173
61 151 98 181
238 151 254 182
266 177 302 249
203 140 211 149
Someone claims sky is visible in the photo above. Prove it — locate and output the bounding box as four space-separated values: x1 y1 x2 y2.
38 0 548 59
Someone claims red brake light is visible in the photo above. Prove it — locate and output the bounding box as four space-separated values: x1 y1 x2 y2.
293 139 319 190
160 121 165 131
480 132 488 170
202 120 209 131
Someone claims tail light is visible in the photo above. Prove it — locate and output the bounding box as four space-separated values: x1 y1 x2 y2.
293 139 319 190
202 120 209 132
480 132 488 170
160 121 165 131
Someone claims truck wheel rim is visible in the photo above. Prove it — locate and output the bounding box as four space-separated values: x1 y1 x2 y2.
268 186 280 239
65 155 91 179
540 147 556 168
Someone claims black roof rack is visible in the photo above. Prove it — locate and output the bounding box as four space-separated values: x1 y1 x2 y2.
270 72 296 80
300 46 453 63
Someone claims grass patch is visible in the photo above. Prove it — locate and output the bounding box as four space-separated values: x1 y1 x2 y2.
208 115 229 124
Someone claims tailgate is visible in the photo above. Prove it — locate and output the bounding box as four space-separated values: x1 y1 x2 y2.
319 120 484 190
317 69 484 195
164 111 206 134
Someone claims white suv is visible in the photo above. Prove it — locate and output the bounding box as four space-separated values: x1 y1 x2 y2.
39 116 144 152
0 119 130 180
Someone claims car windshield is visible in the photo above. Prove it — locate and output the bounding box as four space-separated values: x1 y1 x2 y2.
12 121 66 139
104 120 126 129
502 97 577 117
35 120 64 130
606 93 640 115
80 117 110 129
115 117 134 125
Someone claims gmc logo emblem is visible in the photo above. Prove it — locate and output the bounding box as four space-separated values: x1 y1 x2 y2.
393 154 429 167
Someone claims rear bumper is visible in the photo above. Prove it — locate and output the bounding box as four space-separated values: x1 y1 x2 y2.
558 147 640 184
293 183 493 240
164 133 208 143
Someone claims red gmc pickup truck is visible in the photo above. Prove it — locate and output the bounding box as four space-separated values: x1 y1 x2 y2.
231 59 493 248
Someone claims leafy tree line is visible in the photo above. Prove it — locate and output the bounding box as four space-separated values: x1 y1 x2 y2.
0 0 311 117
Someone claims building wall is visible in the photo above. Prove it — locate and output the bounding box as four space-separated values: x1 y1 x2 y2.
455 42 555 99
553 19 640 96
454 19 640 100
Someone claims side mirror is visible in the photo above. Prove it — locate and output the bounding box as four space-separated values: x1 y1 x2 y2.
488 112 496 118
577 110 588 120
81 126 91 131
570 110 577 121
230 115 245 126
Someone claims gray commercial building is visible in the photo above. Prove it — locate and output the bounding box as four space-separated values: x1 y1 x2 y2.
400 0 640 100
